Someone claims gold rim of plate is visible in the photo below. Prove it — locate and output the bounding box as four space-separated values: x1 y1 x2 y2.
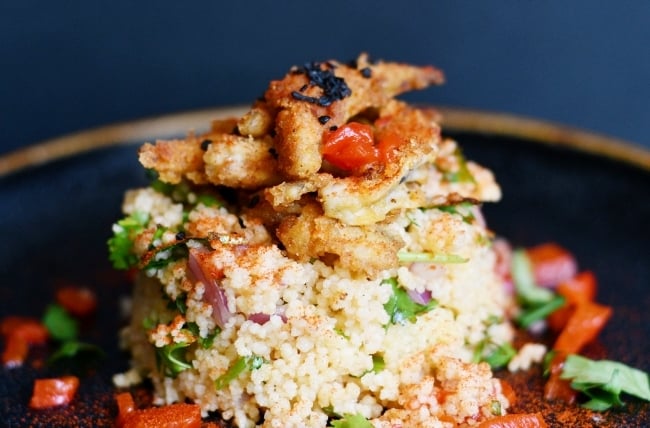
1 106 649 177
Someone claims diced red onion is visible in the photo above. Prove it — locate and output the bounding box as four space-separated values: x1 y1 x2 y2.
247 312 288 325
407 288 432 305
188 248 231 329
532 256 578 288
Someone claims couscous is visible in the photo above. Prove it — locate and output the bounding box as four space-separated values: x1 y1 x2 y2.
111 54 519 427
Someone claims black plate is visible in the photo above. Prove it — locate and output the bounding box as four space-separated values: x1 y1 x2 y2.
1 108 648 427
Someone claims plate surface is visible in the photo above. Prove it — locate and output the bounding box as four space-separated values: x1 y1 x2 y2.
1 108 649 427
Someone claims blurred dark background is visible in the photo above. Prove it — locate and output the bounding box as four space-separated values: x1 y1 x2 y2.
1 1 649 155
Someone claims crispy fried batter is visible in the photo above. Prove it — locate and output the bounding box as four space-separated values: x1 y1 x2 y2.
136 54 498 275
264 53 444 179
262 100 441 225
203 134 281 189
236 101 275 138
277 202 403 277
139 137 208 184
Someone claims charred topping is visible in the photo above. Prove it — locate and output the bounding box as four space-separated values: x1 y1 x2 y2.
175 231 186 241
290 61 352 107
329 125 338 131
318 115 331 124
269 129 277 138
268 147 279 159
360 67 372 78
200 139 213 151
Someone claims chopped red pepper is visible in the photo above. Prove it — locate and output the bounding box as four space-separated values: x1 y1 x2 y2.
29 376 80 409
1 316 49 367
2 334 29 368
118 402 202 428
553 301 612 355
56 285 98 317
322 122 378 172
478 412 548 428
499 379 517 406
556 271 597 305
115 392 137 427
543 352 577 404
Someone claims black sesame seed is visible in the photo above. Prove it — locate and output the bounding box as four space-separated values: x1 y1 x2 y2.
360 67 372 78
200 139 213 151
238 217 246 229
299 84 308 92
176 231 186 241
318 115 331 124
329 125 338 131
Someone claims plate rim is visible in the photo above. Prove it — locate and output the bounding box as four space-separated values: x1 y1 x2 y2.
1 106 649 177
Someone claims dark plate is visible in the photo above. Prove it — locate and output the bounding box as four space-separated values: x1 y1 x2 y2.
1 108 648 427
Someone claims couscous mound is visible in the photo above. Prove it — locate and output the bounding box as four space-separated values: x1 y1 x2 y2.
111 54 516 427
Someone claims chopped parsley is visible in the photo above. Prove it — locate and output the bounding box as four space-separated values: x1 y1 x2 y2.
382 278 438 326
481 343 517 369
42 304 78 341
329 413 373 428
511 249 554 305
438 147 476 184
108 211 150 270
397 251 468 264
48 340 105 365
42 304 104 367
561 354 650 411
437 201 477 224
516 294 565 328
156 341 193 378
215 355 266 390
185 322 219 349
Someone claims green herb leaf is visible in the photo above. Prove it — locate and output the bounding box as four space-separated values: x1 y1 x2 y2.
330 413 373 428
108 211 149 270
215 355 265 390
561 354 650 411
482 343 517 370
397 251 468 264
516 295 566 328
42 304 78 341
490 400 503 416
383 278 438 326
437 202 476 223
185 322 219 349
168 293 188 315
371 354 385 373
511 249 554 305
439 147 476 184
195 194 222 208
142 241 190 270
48 340 105 365
156 342 192 378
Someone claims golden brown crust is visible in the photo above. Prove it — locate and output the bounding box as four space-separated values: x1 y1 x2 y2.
264 53 444 179
138 137 208 184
